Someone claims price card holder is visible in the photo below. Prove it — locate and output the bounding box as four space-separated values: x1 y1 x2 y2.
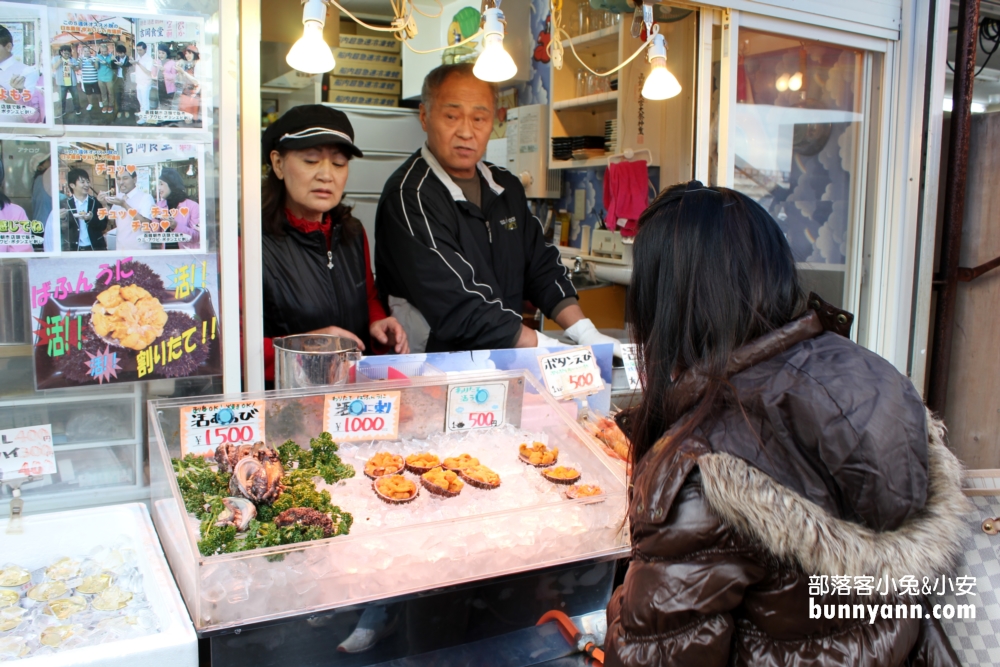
446 381 509 432
179 400 265 458
0 424 57 482
538 346 605 400
621 343 640 390
323 391 401 441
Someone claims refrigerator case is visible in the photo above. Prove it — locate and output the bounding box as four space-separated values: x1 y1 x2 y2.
148 369 629 633
332 104 424 267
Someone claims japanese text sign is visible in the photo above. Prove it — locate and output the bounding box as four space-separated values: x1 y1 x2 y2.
0 425 57 481
446 382 508 432
323 391 401 441
180 401 265 458
538 346 605 400
621 344 640 390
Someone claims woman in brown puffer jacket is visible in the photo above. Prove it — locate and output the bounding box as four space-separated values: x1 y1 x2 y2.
605 181 969 667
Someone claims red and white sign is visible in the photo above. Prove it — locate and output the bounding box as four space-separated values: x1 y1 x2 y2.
0 424 57 481
539 346 605 400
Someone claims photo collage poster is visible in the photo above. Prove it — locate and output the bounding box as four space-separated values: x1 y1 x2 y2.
0 137 207 255
0 2 51 126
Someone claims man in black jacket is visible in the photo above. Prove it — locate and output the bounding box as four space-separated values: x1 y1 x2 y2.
375 64 621 354
62 166 106 251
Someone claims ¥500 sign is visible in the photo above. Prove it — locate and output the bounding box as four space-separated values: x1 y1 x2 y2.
539 346 605 400
0 425 57 482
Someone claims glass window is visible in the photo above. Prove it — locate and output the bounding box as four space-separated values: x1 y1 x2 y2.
731 29 868 308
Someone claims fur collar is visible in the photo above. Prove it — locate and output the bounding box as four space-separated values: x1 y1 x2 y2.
697 409 971 581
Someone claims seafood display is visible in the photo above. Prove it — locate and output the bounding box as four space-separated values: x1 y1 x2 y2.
542 466 582 484
565 484 604 500
442 453 479 471
583 414 630 462
171 433 355 557
420 468 464 497
0 545 158 660
364 452 404 479
405 452 441 475
373 475 419 504
459 465 502 490
519 442 558 467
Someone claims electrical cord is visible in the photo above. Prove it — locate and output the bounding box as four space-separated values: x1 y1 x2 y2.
945 17 1000 75
548 0 650 77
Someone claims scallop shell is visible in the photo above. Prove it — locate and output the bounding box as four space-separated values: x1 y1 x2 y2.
46 557 81 582
565 484 604 500
420 475 463 498
0 606 27 632
518 443 558 468
92 585 133 611
541 467 582 485
45 596 88 620
372 475 419 504
40 624 81 648
0 565 30 587
0 590 18 608
27 581 68 602
76 573 113 595
459 466 501 490
404 453 442 476
364 453 405 480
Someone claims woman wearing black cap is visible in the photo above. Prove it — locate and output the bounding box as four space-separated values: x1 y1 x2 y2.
261 104 408 384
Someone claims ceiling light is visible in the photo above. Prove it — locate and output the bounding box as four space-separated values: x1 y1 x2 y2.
287 0 335 74
473 7 517 82
788 71 803 91
641 33 681 101
775 73 789 92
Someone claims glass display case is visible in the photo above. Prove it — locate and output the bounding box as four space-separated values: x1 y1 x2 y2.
148 369 628 633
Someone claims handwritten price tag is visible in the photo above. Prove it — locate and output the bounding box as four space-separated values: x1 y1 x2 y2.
179 400 265 458
323 391 401 441
0 424 57 481
446 382 508 432
621 344 640 390
538 346 605 400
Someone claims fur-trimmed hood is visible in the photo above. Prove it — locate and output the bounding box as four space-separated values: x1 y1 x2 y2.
698 409 972 583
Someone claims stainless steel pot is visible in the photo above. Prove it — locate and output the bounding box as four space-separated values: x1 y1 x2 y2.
272 335 362 390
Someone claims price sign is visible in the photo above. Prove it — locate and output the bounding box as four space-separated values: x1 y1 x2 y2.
621 344 640 390
446 382 508 432
538 346 605 400
180 400 265 458
323 391 401 441
0 424 57 481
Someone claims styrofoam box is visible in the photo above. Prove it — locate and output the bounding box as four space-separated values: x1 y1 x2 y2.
328 75 401 96
0 503 198 667
337 35 401 53
327 91 398 107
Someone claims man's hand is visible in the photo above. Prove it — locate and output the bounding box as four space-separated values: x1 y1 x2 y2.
564 317 622 358
306 325 366 351
370 317 409 354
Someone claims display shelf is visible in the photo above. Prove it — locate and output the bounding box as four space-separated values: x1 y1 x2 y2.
553 91 619 111
550 156 612 170
561 26 620 51
149 369 629 633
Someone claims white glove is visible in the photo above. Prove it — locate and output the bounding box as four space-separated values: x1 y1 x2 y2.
564 318 622 358
534 329 565 348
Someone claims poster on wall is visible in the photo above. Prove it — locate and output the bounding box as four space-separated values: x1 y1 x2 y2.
49 10 206 130
56 139 204 253
28 254 221 389
0 138 53 253
0 2 50 126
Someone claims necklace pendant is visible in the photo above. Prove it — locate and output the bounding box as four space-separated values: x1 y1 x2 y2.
327 261 334 269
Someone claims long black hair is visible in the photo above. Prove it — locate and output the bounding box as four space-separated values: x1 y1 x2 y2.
621 180 805 465
261 146 358 242
158 167 188 209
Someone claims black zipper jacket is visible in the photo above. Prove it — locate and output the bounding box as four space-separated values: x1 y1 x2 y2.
261 212 370 349
374 146 577 352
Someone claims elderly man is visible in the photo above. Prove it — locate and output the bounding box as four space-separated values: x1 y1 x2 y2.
98 169 153 251
375 63 619 354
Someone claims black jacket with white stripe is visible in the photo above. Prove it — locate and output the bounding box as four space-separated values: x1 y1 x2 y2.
374 146 577 352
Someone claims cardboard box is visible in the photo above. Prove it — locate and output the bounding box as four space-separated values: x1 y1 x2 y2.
338 35 401 53
327 91 398 107
328 75 401 96
333 45 402 80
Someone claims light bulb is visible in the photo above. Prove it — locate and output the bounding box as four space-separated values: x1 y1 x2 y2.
287 21 335 74
788 71 803 91
473 7 517 83
641 34 681 101
775 73 790 92
186 163 195 176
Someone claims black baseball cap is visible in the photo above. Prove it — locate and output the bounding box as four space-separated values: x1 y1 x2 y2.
262 104 364 164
